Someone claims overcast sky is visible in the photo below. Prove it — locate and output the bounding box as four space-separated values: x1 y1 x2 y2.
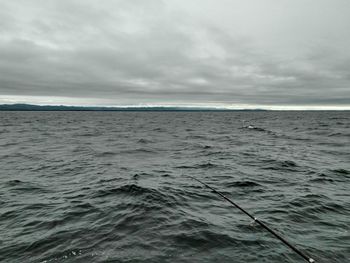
0 0 349 109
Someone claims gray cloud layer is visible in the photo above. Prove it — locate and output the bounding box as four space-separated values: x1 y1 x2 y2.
0 0 349 107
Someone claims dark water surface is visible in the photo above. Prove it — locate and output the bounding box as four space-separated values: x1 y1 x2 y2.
0 111 349 263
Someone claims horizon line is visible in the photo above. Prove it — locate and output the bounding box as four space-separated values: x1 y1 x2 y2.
0 103 350 111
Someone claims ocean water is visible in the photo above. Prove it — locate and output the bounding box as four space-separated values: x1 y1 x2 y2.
0 111 349 263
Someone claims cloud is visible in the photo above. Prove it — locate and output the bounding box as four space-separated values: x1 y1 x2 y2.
0 0 349 107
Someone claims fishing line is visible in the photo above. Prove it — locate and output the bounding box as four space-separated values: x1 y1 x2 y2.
188 175 316 263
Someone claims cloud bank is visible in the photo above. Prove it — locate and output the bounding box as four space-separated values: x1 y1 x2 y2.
0 0 349 108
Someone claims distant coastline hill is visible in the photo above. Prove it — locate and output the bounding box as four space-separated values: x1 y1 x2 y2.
0 104 266 111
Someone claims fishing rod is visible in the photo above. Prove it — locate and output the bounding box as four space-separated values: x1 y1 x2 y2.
188 175 316 263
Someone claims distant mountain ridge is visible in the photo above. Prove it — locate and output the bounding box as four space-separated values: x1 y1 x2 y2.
0 104 266 111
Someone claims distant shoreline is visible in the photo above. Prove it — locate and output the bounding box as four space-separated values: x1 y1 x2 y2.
0 104 266 112
0 104 349 111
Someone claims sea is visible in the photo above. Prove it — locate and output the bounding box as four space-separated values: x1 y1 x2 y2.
0 111 349 263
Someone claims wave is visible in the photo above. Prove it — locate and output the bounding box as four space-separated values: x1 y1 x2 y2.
132 172 151 179
1 153 42 161
120 148 157 154
176 162 219 169
226 181 261 187
331 168 350 175
288 194 330 208
241 125 275 134
309 177 335 183
75 131 103 137
137 138 154 144
93 184 148 198
172 230 238 248
95 151 118 157
4 180 49 193
0 142 19 147
261 159 300 172
299 202 349 216
92 184 178 209
152 127 166 132
170 226 269 250
202 145 212 149
327 132 348 137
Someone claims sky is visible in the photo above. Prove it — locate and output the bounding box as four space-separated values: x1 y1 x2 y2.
0 0 349 109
